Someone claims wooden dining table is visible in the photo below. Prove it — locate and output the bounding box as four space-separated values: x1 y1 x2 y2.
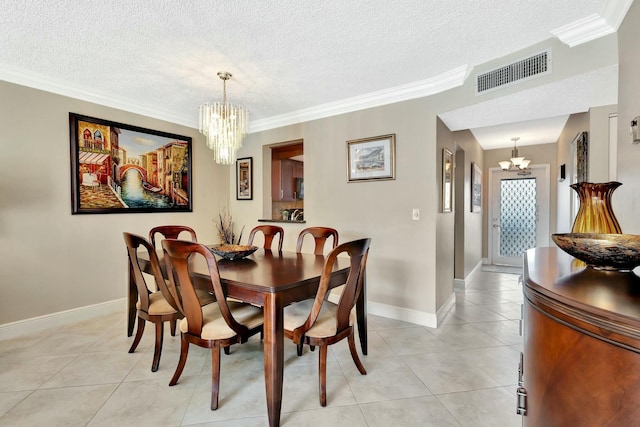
130 247 368 427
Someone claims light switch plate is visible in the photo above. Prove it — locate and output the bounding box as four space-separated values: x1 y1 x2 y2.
412 208 420 220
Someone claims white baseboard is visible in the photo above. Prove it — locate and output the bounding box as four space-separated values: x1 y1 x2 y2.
367 300 438 328
328 292 438 328
0 298 125 340
436 292 456 327
453 259 484 291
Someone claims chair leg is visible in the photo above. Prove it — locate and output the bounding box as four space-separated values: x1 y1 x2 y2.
151 321 164 372
224 346 230 355
170 319 177 336
128 317 145 353
348 332 367 375
310 345 316 352
318 345 328 406
169 338 189 386
296 343 303 356
211 343 221 410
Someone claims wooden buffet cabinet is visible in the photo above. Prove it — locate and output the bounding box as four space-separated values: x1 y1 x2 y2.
521 247 640 426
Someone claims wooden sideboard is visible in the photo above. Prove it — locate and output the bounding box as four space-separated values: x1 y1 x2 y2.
521 247 640 427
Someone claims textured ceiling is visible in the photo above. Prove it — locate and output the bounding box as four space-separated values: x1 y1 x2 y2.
0 0 630 148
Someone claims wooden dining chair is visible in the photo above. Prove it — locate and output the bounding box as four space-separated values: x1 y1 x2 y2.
294 227 339 355
123 232 183 372
296 227 339 255
162 239 264 410
149 225 197 249
283 238 371 406
247 225 284 251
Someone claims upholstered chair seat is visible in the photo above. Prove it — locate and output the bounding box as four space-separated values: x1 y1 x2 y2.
180 302 263 340
284 300 355 339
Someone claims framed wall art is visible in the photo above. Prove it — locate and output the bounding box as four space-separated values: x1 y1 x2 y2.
471 162 482 213
69 113 193 214
236 157 253 200
442 148 453 212
347 134 396 182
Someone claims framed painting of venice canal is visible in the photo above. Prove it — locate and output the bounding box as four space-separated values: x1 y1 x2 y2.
69 113 193 214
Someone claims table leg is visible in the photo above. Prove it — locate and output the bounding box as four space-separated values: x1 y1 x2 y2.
127 262 137 337
356 270 368 355
263 293 284 427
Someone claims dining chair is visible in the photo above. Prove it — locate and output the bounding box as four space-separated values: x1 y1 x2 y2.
162 239 264 410
294 227 339 355
149 225 197 249
247 225 284 251
283 238 371 406
296 227 339 255
123 232 183 372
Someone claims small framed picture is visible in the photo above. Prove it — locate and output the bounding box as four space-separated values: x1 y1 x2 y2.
236 157 253 200
471 162 482 213
347 134 396 182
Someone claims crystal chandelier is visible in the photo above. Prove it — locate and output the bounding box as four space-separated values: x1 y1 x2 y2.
198 72 249 165
498 137 531 174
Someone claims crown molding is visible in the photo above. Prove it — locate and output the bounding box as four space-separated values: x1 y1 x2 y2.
552 0 633 47
0 64 196 128
249 65 470 133
2 62 468 133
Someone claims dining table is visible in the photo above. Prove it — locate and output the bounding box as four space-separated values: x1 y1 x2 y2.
129 247 368 427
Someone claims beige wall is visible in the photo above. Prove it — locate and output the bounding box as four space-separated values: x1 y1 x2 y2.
231 99 442 322
589 105 618 183
555 112 589 232
0 81 229 325
614 1 640 234
452 129 484 278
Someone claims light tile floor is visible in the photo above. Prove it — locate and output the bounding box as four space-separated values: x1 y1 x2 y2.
0 269 524 427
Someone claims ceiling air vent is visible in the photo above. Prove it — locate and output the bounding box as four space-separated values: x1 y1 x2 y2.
475 49 551 95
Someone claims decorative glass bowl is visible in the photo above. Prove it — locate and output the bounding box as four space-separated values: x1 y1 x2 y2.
551 233 640 271
209 244 258 260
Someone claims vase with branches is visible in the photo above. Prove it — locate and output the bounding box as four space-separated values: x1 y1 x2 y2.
216 207 244 245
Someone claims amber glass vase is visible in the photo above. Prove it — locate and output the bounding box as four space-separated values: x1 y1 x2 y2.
570 181 622 233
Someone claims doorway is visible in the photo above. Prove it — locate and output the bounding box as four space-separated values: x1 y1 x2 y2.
488 165 550 267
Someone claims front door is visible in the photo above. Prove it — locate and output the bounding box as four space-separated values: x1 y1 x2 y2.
489 165 550 267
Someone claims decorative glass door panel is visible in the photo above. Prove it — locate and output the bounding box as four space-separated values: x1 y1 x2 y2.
499 178 536 257
490 165 549 268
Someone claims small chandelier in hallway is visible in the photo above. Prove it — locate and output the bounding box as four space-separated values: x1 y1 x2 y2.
198 72 249 165
498 137 531 174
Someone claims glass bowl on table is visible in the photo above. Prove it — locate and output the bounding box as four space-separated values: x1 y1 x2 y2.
551 233 640 272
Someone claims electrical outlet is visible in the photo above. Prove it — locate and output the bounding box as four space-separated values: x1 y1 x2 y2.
412 208 420 220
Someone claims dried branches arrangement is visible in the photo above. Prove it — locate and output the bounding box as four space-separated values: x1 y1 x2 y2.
216 207 244 244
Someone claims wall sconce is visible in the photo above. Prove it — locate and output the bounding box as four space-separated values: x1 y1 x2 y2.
631 116 640 144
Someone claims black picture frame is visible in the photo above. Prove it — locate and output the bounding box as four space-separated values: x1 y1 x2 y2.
559 163 566 182
69 113 193 214
236 157 253 200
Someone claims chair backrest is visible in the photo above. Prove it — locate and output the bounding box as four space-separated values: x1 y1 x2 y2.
149 225 197 249
123 232 180 312
296 227 339 255
291 238 371 342
247 225 284 251
161 239 249 338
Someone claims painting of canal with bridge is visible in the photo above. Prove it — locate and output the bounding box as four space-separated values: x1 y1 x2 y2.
70 114 192 214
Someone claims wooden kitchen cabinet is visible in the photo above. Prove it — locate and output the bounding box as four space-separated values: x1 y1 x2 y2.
272 159 303 201
520 247 640 426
